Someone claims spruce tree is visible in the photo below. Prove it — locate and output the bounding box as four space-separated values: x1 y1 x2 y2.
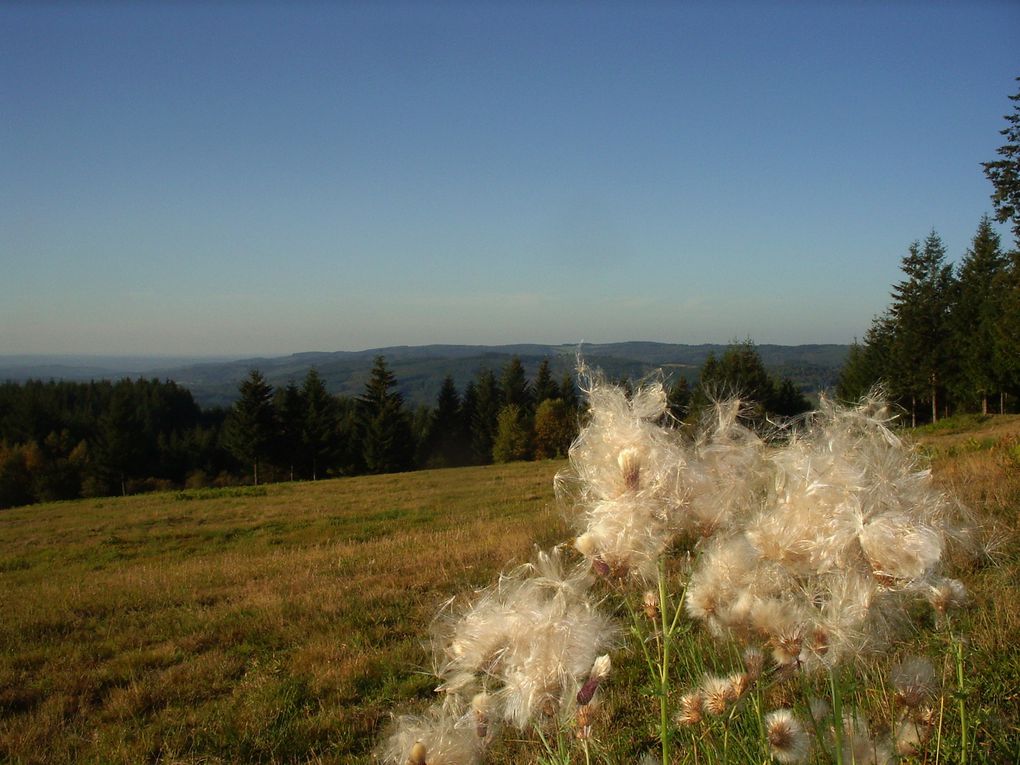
500 356 532 411
471 368 500 464
224 369 276 485
302 368 338 480
357 357 413 474
426 375 465 467
889 233 956 424
982 77 1020 244
953 217 1007 413
532 358 559 404
273 382 304 481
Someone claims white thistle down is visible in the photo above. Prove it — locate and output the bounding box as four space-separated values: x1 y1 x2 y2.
433 547 618 728
556 370 685 579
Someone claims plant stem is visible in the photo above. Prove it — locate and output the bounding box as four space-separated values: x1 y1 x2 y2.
954 628 968 765
829 668 845 765
658 556 672 765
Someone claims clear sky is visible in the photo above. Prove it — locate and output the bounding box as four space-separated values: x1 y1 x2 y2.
2 1 1018 357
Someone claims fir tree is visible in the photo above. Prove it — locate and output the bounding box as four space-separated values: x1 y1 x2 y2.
890 233 956 424
302 368 338 480
953 217 1007 413
500 356 532 411
982 77 1020 244
532 358 559 404
357 357 413 474
471 369 500 464
224 370 276 485
274 382 304 481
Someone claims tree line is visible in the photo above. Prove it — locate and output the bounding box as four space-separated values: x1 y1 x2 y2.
837 80 1020 424
0 346 810 508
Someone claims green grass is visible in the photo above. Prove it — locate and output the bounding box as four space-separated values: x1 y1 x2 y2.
1 415 1018 764
0 461 569 764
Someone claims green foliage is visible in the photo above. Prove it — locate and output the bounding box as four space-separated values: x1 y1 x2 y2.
358 357 414 474
224 370 276 485
532 398 576 459
690 340 810 424
982 77 1020 243
492 404 532 462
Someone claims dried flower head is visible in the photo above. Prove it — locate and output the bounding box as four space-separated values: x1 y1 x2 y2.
765 709 811 764
434 547 618 728
676 691 704 726
576 654 612 706
890 656 937 709
928 577 968 615
701 675 732 716
377 699 484 765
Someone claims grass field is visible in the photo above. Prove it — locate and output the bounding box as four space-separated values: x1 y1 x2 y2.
0 416 1018 764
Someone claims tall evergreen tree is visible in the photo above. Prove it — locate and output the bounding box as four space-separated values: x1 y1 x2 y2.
982 77 1020 244
471 368 500 464
558 372 580 414
224 370 276 485
274 382 304 481
953 217 1007 413
889 233 956 424
357 357 413 474
92 381 144 496
500 356 532 411
302 368 338 480
532 359 559 404
993 250 1020 406
425 375 467 467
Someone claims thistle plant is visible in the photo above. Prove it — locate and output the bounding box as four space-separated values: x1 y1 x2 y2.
376 369 983 764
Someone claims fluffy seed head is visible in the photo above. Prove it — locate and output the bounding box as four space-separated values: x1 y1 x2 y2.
890 656 937 709
676 691 704 726
765 709 810 763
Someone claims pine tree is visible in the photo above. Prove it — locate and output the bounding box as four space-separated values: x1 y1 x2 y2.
890 233 956 424
993 250 1020 406
357 357 413 474
471 368 500 464
302 368 338 480
558 372 580 414
274 382 304 480
500 356 532 411
224 369 276 485
425 375 466 467
982 77 1020 244
953 217 1007 413
532 359 559 404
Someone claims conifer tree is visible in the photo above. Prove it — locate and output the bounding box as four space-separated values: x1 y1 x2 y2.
471 368 500 464
302 368 338 480
953 217 1007 413
500 356 532 411
532 358 559 404
889 233 956 424
224 369 276 485
983 77 1020 244
357 356 413 474
425 375 466 467
532 398 576 459
273 382 304 481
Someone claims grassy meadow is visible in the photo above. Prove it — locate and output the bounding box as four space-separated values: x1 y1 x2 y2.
1 416 1019 764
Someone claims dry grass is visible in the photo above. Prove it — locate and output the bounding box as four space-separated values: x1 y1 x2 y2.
0 462 568 764
1 416 1018 764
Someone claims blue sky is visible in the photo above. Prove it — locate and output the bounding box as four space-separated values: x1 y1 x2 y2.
2 2 1018 356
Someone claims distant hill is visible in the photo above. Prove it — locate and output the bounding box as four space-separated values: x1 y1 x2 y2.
1 343 850 409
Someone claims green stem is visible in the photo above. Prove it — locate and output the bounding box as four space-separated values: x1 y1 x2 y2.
658 557 672 765
829 668 845 765
954 630 968 765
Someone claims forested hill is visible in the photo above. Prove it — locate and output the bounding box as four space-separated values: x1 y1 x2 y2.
0 342 849 409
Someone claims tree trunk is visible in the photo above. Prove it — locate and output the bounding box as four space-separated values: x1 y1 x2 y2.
253 458 260 486
982 395 988 416
911 395 917 428
930 376 937 424
1001 391 1006 415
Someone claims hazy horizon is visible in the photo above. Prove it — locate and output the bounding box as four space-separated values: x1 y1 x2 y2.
4 3 1018 356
